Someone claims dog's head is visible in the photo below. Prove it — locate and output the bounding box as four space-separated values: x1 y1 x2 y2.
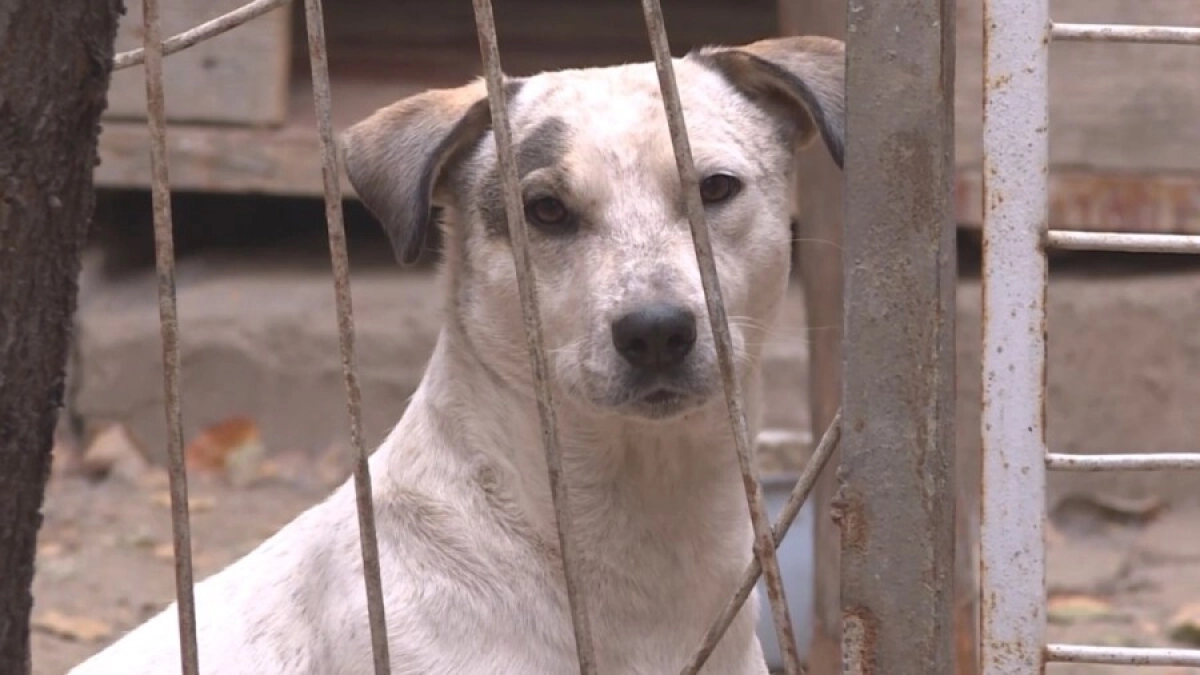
342 37 844 421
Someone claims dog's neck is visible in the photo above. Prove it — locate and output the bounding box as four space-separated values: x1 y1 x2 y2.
384 324 761 552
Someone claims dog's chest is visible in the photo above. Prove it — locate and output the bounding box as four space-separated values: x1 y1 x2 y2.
489 536 757 675
558 490 758 672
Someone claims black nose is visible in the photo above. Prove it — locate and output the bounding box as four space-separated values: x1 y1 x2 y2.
611 303 698 370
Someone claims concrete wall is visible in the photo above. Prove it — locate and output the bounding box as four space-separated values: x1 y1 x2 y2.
68 247 1200 504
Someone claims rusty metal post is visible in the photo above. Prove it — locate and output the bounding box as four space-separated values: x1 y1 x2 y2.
840 0 957 672
637 2 805 672
979 0 1049 671
469 1 599 671
142 0 201 671
301 0 392 671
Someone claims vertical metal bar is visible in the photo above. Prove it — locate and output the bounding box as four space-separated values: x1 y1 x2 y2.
980 0 1049 670
636 2 803 672
301 0 392 672
468 2 598 672
841 0 957 672
141 0 200 672
680 412 843 675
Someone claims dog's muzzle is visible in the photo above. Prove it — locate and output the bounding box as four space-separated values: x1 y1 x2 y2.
605 302 711 417
611 302 697 372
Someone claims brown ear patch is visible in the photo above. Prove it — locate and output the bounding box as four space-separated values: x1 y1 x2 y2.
691 36 845 170
339 80 524 265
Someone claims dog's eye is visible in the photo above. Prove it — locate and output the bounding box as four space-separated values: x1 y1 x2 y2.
525 197 572 229
698 174 742 205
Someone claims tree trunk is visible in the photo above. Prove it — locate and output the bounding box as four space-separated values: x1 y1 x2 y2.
0 1 122 672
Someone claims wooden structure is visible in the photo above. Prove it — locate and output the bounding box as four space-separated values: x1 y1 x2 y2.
107 0 291 125
99 0 1200 236
955 0 1200 235
97 0 779 196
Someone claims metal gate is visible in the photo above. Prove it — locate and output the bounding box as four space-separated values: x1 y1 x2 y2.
980 1 1200 671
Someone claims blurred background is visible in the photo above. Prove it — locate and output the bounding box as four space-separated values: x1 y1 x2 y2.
30 1 1200 673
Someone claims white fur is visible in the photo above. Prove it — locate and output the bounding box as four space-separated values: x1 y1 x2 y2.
69 336 767 674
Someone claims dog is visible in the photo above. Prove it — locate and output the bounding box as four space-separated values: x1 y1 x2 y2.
69 35 844 675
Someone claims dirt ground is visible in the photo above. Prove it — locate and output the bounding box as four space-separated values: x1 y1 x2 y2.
32 448 342 675
30 444 1200 675
28 221 1200 673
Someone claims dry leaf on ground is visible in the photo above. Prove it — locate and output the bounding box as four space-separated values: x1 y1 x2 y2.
1169 603 1200 646
33 610 112 643
152 542 175 560
149 491 216 513
185 416 265 487
38 542 66 558
81 423 150 483
1048 594 1116 624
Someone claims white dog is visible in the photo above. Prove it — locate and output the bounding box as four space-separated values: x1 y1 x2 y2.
70 35 844 675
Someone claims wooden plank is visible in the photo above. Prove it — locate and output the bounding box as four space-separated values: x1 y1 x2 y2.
94 103 1200 239
96 121 337 197
96 69 430 196
314 0 777 74
97 0 778 195
956 0 1200 173
957 169 1200 233
778 0 844 673
106 0 291 126
95 0 1200 237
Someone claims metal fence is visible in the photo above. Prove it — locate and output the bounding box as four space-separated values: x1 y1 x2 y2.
980 2 1200 673
112 0 847 674
98 0 1200 673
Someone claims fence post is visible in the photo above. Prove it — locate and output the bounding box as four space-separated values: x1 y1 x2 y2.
840 0 957 673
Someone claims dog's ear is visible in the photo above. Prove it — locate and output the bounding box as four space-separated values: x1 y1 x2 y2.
693 36 845 170
340 81 494 264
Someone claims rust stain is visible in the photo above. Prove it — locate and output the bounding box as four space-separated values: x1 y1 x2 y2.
842 607 879 675
980 590 1046 672
958 170 1200 234
835 489 868 554
985 73 1013 91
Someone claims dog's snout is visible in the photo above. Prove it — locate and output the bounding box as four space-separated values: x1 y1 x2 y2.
611 304 697 371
